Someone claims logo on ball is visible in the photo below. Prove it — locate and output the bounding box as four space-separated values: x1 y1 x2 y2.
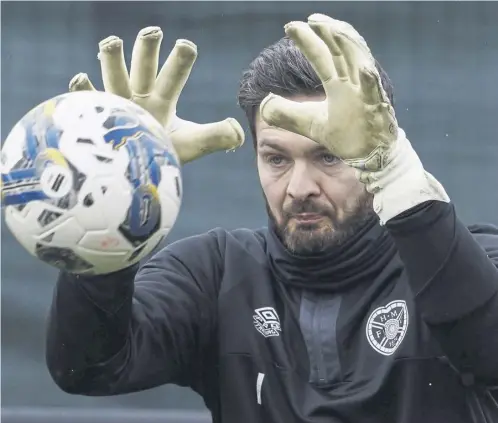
39 165 73 199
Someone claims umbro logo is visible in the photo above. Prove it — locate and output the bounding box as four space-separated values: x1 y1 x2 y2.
253 307 281 338
366 300 409 356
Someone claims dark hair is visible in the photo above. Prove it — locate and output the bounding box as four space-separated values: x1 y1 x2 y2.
237 36 395 147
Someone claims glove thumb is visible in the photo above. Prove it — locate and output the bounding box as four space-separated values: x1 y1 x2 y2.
69 73 97 92
260 93 323 139
169 118 245 164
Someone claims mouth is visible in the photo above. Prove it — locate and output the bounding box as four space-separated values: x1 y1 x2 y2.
292 213 324 224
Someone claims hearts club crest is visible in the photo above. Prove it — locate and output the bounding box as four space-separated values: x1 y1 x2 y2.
366 300 409 356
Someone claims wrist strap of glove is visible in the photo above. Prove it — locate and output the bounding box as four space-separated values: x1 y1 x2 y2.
351 129 450 225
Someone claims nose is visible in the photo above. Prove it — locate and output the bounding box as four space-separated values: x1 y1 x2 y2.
286 162 320 200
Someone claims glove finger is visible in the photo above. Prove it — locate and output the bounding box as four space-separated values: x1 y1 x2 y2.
307 13 372 60
154 39 197 107
308 14 374 86
69 73 97 92
98 35 132 98
333 34 361 85
307 22 349 81
359 68 383 105
130 27 163 95
170 118 244 164
284 21 337 83
260 93 323 140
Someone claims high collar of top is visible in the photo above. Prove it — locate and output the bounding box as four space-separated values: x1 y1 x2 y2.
266 215 397 292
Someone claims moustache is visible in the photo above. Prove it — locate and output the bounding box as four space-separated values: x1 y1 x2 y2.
283 200 330 218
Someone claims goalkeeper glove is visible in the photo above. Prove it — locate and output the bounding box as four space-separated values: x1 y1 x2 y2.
69 27 244 164
260 14 449 224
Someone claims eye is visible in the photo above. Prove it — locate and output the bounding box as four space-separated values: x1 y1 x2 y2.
320 152 339 165
265 154 288 167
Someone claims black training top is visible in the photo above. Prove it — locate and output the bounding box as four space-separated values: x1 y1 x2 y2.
46 201 498 423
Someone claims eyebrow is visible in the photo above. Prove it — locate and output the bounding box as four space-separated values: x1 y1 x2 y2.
258 139 331 155
258 139 287 152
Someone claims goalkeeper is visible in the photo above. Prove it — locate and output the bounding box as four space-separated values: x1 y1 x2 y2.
46 14 498 423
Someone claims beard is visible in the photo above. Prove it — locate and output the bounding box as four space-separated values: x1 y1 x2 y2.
267 190 376 256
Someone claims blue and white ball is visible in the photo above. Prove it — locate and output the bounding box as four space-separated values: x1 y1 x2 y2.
1 91 182 275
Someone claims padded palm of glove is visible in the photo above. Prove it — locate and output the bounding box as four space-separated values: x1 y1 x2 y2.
70 27 244 164
260 14 397 171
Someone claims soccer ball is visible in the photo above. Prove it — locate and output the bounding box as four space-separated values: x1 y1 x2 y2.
1 91 182 275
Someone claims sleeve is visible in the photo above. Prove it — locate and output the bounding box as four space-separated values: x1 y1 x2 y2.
385 201 498 385
45 231 223 397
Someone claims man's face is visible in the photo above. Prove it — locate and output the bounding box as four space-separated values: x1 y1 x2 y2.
256 94 375 255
